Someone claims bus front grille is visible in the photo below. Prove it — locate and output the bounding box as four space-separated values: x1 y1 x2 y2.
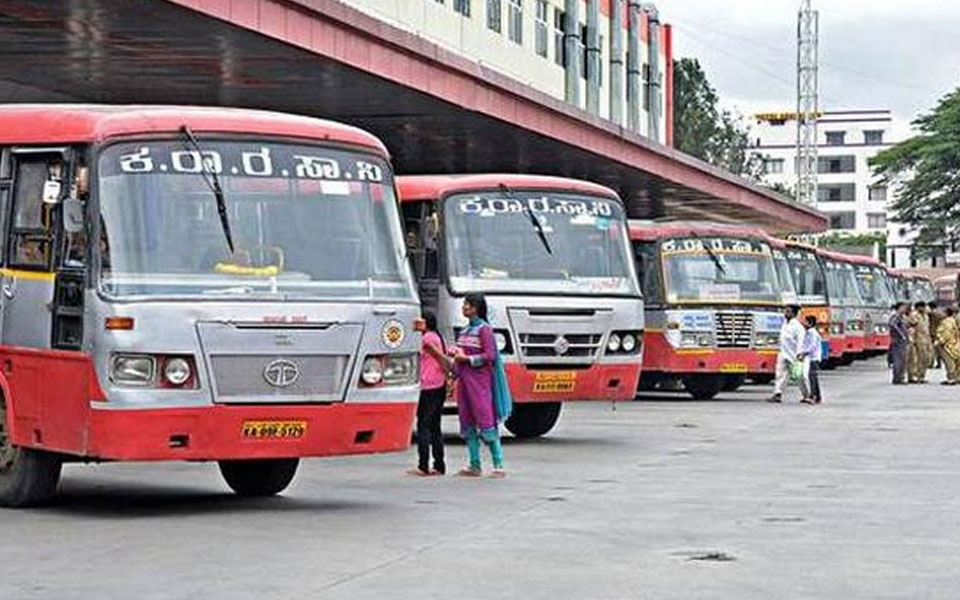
518 333 602 359
208 354 348 402
714 313 753 348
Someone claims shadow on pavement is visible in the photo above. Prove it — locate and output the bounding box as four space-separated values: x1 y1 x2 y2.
40 480 380 518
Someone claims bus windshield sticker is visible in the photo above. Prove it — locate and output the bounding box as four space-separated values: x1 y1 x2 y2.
699 283 741 301
457 195 616 218
108 144 385 182
662 237 770 256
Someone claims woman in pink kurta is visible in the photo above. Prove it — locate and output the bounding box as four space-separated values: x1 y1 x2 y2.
453 294 505 477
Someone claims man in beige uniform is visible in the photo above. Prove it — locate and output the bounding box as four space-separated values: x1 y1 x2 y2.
908 302 931 383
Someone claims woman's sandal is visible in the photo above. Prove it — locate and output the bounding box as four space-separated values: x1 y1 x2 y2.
457 467 482 477
406 468 431 477
488 469 506 479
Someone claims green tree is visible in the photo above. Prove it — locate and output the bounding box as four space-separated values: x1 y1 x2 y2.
871 88 960 250
673 58 763 179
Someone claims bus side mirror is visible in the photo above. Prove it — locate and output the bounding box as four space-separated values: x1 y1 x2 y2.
63 198 84 234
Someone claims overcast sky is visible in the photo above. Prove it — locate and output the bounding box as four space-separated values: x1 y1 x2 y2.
660 0 960 134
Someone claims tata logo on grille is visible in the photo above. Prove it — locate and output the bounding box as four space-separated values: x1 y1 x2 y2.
553 336 571 356
262 359 300 388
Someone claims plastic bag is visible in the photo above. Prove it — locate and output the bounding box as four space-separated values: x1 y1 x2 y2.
789 360 804 383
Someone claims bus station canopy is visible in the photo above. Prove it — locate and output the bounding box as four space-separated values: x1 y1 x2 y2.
0 0 826 234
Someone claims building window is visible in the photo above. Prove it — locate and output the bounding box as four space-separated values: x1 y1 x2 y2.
867 213 887 229
817 183 855 203
535 0 548 57
642 63 650 111
764 158 785 174
487 0 501 32
817 155 856 174
864 130 884 145
454 0 471 17
554 9 566 66
869 185 888 201
825 131 846 146
828 211 856 230
507 0 522 44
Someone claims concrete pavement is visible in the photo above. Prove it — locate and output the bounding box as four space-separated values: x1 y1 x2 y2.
2 357 959 599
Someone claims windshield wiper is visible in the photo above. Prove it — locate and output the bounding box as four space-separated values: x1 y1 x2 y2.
499 183 553 255
691 233 726 276
181 126 235 254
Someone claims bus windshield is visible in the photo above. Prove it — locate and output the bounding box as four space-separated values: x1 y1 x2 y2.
910 278 934 303
443 191 639 296
825 261 864 306
855 265 893 307
787 248 827 305
772 248 798 304
97 140 414 300
660 236 780 304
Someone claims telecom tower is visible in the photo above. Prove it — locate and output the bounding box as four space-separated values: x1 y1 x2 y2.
796 0 819 207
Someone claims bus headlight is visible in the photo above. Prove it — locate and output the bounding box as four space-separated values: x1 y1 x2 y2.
621 333 637 353
494 331 508 352
754 332 779 348
384 354 418 386
110 354 155 386
361 354 418 387
162 357 192 386
360 356 383 386
607 333 622 353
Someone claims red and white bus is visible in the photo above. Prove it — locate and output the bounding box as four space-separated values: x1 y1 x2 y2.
849 253 894 354
631 222 783 399
0 105 421 505
819 250 867 363
398 174 644 438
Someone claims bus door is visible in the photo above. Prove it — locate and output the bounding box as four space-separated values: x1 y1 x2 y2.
401 199 441 314
1 148 76 350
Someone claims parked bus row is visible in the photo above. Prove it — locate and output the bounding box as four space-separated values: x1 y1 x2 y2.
0 105 935 506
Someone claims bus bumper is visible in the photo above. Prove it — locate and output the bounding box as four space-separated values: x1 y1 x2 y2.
845 333 866 355
82 402 416 461
642 333 778 375
828 336 846 358
867 333 890 351
504 362 642 403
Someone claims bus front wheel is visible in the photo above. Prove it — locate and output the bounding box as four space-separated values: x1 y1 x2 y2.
681 376 725 400
218 458 299 497
0 401 62 507
505 402 562 439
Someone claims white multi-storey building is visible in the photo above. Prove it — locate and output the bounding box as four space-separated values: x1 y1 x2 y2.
750 109 922 265
347 0 674 143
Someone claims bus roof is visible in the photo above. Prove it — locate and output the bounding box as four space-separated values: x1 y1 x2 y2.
396 174 619 203
628 220 770 242
0 104 388 154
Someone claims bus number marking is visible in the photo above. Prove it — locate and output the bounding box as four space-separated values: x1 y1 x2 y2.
241 420 307 440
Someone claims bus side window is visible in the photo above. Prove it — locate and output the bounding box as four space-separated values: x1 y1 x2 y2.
636 241 663 304
422 208 440 280
9 157 60 270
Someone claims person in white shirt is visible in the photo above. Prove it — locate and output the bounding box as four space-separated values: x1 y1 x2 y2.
770 304 805 403
800 315 823 404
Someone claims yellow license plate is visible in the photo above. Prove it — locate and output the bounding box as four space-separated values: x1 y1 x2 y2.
719 363 748 373
241 420 307 440
533 371 577 393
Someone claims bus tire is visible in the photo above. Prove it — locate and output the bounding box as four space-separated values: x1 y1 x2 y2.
681 376 724 400
722 375 746 392
0 400 62 507
218 458 299 497
505 402 562 439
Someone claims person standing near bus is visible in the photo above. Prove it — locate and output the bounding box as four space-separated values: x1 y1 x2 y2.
770 304 805 403
928 302 944 369
408 311 448 476
935 306 960 385
908 302 931 383
889 302 910 385
800 315 824 404
453 294 511 478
